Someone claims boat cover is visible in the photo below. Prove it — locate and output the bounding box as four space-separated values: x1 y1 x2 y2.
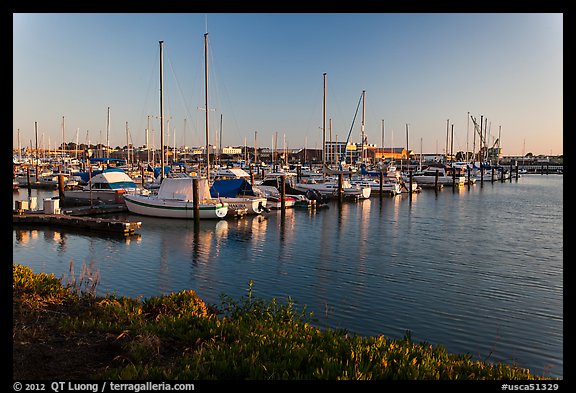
210 179 256 198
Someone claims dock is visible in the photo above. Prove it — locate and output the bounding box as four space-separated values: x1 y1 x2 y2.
13 211 141 236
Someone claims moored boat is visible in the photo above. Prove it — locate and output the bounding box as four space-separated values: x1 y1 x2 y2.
63 168 149 204
123 177 228 219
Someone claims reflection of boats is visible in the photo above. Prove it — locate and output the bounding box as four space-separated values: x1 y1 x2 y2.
63 168 149 204
124 177 228 219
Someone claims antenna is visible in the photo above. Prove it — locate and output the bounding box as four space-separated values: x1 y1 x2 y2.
205 14 208 34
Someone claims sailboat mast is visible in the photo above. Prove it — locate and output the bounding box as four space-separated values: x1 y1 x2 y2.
466 111 470 162
18 128 21 162
329 118 332 167
498 125 502 163
204 32 210 180
159 41 165 180
322 72 327 173
445 118 449 163
219 114 223 166
405 123 409 167
62 116 65 164
106 108 110 159
381 119 385 161
126 121 129 165
450 124 454 164
361 90 366 165
35 121 39 167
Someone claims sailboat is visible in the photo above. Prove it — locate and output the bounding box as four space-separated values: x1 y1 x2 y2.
124 39 228 219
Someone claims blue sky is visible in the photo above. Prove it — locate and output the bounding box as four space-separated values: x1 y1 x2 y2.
13 13 563 156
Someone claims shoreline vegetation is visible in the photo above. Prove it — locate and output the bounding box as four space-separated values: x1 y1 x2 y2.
13 263 556 381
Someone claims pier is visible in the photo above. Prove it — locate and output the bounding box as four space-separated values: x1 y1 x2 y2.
13 211 141 236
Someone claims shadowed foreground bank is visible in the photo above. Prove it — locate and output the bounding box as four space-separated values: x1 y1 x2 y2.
13 264 555 381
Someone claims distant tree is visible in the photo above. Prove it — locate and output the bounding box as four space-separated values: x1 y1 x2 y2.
525 152 533 158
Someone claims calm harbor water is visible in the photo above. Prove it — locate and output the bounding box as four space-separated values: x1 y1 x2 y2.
13 174 563 378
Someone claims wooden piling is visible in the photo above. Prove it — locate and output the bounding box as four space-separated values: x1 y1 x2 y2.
280 174 286 211
192 177 199 222
379 171 383 196
58 174 65 200
26 167 32 194
88 166 93 207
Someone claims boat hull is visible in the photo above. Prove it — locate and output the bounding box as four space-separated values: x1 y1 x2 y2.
124 194 228 219
219 197 268 215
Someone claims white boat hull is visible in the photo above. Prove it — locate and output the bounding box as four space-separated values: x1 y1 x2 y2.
124 194 228 219
219 197 267 215
293 182 371 199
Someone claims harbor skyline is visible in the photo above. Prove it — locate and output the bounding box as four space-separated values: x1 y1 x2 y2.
13 13 563 157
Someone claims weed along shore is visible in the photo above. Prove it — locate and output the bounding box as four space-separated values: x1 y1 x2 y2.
13 264 555 381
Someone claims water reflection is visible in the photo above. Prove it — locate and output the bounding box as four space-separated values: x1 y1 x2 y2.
13 176 563 378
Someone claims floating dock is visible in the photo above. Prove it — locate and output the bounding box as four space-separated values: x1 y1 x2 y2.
13 212 141 236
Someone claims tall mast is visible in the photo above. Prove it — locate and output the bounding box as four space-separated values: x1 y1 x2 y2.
254 130 258 164
361 90 366 165
329 118 333 166
405 123 409 166
445 118 449 163
381 119 385 162
419 137 423 171
159 40 165 180
146 116 150 163
126 121 129 165
183 118 187 164
106 108 110 158
466 111 470 162
34 121 39 167
62 116 65 163
322 72 327 171
75 128 79 160
204 32 210 180
498 125 502 163
450 124 454 163
219 114 223 166
18 128 21 162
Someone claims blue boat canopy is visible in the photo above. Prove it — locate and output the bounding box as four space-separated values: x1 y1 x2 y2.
152 166 172 178
210 179 256 198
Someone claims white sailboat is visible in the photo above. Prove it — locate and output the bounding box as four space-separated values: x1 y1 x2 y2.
124 176 228 219
124 39 228 219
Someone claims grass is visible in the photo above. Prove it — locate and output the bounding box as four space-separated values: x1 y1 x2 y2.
12 264 557 380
